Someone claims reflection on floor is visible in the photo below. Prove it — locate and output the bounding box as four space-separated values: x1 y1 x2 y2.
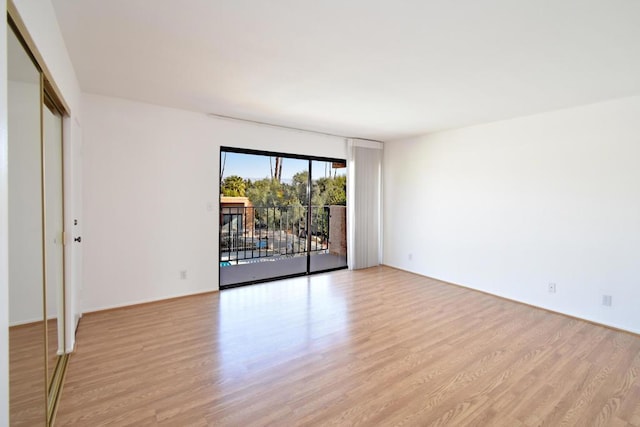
220 252 347 287
9 322 46 425
9 318 61 425
47 318 59 385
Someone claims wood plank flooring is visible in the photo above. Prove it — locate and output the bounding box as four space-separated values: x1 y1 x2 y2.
56 267 640 426
9 321 47 426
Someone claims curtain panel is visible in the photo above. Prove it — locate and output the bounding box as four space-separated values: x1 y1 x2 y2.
346 138 383 270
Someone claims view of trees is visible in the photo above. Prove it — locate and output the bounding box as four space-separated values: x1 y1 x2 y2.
220 156 346 237
221 171 346 208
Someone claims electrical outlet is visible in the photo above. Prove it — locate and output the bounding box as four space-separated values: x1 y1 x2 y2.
180 270 187 280
548 282 556 293
408 253 413 261
602 295 612 307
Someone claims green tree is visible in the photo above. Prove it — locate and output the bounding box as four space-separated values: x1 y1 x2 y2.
326 175 346 205
243 170 346 231
309 175 346 207
291 171 309 204
246 178 281 206
246 177 309 230
221 175 246 197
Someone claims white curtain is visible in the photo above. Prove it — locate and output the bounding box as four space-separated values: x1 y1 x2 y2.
347 138 383 270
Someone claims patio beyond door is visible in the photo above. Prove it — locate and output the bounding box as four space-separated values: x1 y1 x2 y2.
219 148 347 288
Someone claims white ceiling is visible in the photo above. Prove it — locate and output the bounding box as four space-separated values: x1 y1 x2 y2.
51 0 640 141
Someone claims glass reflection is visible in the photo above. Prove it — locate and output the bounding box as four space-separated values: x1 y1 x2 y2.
216 275 349 381
44 101 65 385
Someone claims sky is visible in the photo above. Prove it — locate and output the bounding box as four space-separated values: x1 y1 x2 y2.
220 152 346 182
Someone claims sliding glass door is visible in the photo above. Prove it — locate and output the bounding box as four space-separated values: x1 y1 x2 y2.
219 148 347 288
309 159 347 273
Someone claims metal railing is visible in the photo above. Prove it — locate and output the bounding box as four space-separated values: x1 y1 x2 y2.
220 205 330 265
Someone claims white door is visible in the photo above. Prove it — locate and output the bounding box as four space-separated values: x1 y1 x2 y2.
64 117 82 352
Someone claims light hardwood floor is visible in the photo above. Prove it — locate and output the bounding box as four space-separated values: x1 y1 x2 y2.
9 322 47 425
9 318 61 425
56 267 640 426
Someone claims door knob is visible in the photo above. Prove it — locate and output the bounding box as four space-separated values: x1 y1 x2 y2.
74 236 82 243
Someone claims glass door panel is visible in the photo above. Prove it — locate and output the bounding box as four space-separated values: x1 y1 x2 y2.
43 101 65 385
309 160 348 273
219 152 309 287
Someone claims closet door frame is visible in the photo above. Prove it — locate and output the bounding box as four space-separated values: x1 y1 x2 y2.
8 4 72 425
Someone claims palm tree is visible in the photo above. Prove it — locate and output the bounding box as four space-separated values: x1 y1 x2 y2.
271 156 283 182
221 175 246 197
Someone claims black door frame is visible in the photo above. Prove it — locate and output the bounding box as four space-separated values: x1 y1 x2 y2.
219 146 348 289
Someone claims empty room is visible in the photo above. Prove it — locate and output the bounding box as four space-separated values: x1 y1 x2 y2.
2 0 640 426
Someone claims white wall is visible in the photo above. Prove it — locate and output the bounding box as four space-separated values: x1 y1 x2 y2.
12 0 84 350
82 94 347 312
384 96 640 334
1 1 10 423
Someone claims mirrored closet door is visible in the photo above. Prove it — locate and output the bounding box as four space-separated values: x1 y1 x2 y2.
8 16 69 426
7 18 46 426
43 93 67 418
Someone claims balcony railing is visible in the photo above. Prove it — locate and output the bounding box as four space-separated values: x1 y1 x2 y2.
220 205 331 265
